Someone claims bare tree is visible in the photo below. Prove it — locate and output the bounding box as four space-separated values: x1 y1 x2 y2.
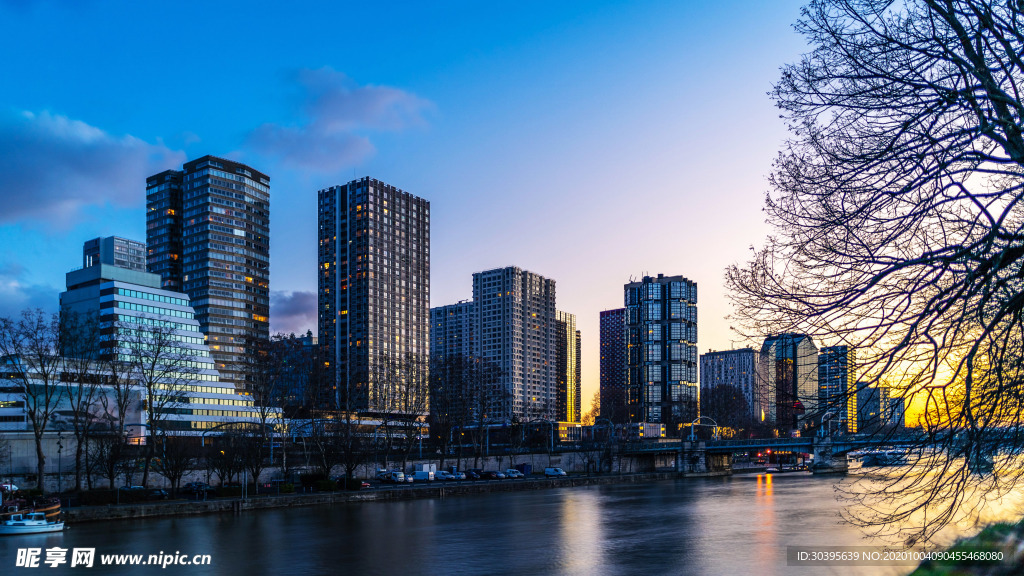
118 318 199 487
59 310 104 491
582 391 600 426
154 435 199 496
0 309 66 491
726 0 1024 542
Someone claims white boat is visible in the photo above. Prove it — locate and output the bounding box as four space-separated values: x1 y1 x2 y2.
0 513 65 535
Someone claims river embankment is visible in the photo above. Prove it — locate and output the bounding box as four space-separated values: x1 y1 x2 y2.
64 472 681 523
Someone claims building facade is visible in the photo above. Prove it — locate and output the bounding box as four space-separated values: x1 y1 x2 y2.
83 236 147 271
818 346 857 434
318 177 430 414
146 155 271 394
599 308 628 424
699 347 766 423
761 333 819 433
624 274 698 431
555 310 581 423
58 262 270 434
430 300 476 361
472 266 557 421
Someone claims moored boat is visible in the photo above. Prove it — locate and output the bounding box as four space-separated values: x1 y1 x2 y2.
0 512 65 535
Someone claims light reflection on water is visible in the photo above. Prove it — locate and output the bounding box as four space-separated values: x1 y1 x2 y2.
0 474 1009 576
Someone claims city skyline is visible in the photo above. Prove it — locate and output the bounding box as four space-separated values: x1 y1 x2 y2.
0 0 810 406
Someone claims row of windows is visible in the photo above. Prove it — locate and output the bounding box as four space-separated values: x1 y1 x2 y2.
113 301 194 319
113 314 200 333
115 288 189 307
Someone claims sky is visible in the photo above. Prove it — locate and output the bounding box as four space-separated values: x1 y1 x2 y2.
0 0 810 404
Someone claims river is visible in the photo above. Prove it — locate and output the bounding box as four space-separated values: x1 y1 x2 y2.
0 472 1005 575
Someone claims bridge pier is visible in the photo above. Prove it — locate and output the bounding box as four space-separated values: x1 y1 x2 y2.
811 437 848 475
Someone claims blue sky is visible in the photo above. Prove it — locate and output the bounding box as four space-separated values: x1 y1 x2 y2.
0 0 808 401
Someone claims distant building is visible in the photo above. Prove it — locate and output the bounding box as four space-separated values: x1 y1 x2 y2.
146 156 271 394
625 274 698 431
599 308 628 424
58 262 271 434
856 384 887 432
555 310 581 423
699 348 766 423
317 177 430 414
473 266 557 421
83 236 147 271
818 346 857 433
886 395 906 429
430 300 476 361
760 333 818 432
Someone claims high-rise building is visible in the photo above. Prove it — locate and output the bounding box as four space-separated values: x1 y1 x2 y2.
761 333 819 432
318 177 430 414
699 347 767 423
472 266 556 421
146 155 270 394
624 274 698 430
818 346 857 433
59 262 270 433
83 236 147 271
430 300 476 361
600 308 628 424
555 310 581 423
856 383 887 432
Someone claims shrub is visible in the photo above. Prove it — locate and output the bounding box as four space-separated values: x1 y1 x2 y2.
280 483 295 494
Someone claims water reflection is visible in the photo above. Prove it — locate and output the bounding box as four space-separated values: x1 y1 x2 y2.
0 475 1009 576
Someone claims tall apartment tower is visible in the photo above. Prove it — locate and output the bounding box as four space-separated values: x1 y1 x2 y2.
818 345 857 433
760 333 818 433
318 177 430 414
699 348 767 423
83 236 147 271
625 274 698 430
555 310 581 423
430 300 476 361
600 308 628 424
146 155 271 393
472 266 556 421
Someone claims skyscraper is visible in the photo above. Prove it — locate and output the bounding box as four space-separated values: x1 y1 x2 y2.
430 300 476 361
818 345 857 433
555 310 581 423
761 333 818 433
625 274 698 431
318 177 430 414
146 155 271 393
83 236 147 271
699 347 767 423
473 266 556 421
600 308 628 424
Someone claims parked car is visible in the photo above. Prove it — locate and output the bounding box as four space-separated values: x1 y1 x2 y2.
377 471 406 484
544 467 567 478
412 470 434 482
480 471 506 480
504 469 524 479
183 482 214 494
466 469 482 480
148 489 169 500
435 471 454 481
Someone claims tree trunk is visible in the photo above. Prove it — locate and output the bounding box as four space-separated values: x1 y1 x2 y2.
34 433 46 492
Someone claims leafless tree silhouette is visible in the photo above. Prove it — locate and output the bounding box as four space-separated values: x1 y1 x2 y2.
726 0 1024 543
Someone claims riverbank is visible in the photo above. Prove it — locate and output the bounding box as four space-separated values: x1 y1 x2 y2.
64 472 681 523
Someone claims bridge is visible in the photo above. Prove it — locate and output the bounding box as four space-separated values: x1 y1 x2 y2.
619 435 925 475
